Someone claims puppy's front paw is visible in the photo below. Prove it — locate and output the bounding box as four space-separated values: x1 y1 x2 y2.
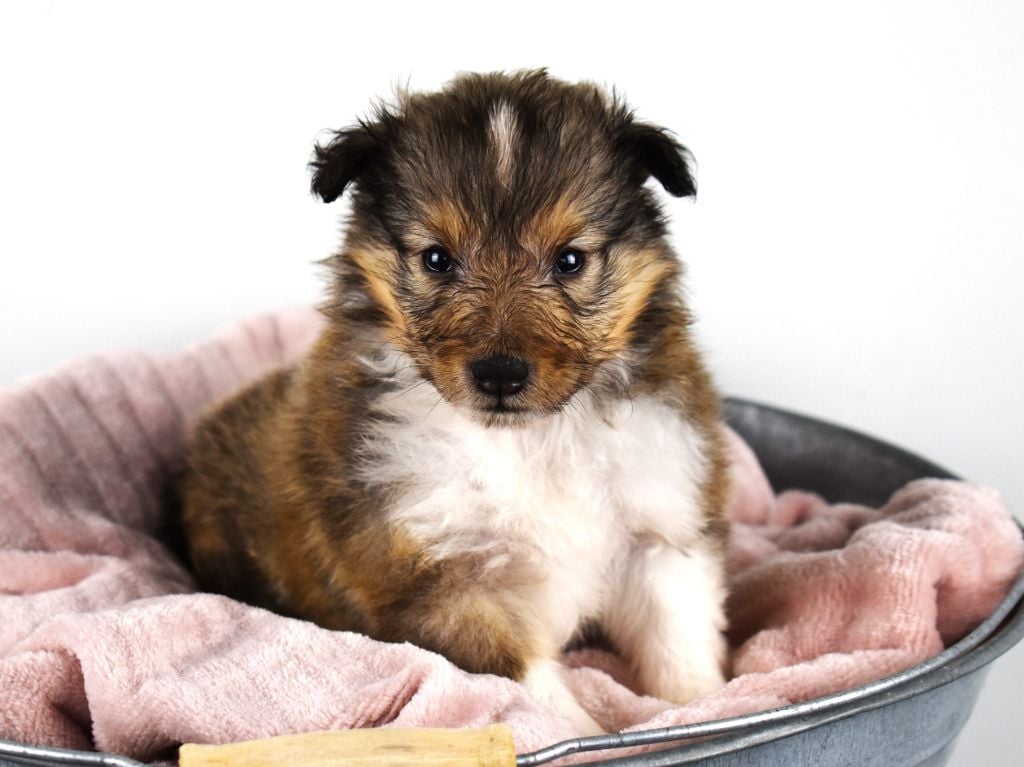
606 543 729 707
522 659 606 737
565 706 606 738
641 623 729 706
648 658 727 706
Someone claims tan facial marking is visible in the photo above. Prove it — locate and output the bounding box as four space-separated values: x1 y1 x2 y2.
526 195 588 252
606 247 677 349
420 199 477 251
348 244 406 336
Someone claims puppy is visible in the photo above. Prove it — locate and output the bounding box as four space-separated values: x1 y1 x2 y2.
182 70 729 735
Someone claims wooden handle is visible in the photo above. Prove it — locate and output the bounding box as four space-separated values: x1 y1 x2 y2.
179 724 517 767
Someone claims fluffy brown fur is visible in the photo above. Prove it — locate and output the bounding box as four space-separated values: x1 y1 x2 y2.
182 70 728 727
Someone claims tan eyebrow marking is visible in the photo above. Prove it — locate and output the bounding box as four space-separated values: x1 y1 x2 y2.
526 194 588 252
418 199 479 250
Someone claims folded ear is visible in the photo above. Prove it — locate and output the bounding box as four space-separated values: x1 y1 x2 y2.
619 123 696 198
309 122 379 203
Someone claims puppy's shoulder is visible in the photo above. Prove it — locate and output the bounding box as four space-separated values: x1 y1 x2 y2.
188 366 296 454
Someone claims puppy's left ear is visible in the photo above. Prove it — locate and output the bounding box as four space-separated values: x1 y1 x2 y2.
620 123 696 198
309 122 379 203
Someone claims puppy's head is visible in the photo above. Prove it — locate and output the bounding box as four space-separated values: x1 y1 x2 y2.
312 70 695 426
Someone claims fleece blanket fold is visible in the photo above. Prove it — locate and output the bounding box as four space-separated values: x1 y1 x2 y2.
1 308 1021 761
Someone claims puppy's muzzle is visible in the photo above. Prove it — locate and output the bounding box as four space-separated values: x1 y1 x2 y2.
469 356 530 397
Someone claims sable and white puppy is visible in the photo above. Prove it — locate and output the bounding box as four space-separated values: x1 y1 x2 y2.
182 70 729 735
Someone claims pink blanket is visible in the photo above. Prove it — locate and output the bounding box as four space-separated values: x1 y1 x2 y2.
1 308 1021 761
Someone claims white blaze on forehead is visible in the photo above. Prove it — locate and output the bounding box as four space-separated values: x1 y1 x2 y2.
488 101 520 185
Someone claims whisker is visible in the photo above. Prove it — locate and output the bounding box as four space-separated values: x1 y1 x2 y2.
423 392 445 422
383 378 431 402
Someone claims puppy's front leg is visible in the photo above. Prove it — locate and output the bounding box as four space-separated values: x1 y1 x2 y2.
391 585 604 736
605 542 728 704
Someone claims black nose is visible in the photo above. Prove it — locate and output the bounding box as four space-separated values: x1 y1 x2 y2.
469 356 530 397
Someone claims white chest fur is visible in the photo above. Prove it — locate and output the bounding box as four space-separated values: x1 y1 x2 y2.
355 360 712 650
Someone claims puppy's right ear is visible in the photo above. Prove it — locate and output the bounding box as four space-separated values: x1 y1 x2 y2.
309 123 379 203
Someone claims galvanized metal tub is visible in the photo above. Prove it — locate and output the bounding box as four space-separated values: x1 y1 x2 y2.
2 399 1021 767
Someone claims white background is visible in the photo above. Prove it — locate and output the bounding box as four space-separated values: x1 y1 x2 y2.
1 1 1021 763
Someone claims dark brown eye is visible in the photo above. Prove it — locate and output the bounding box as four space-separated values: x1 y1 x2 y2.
555 248 585 275
422 246 453 273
